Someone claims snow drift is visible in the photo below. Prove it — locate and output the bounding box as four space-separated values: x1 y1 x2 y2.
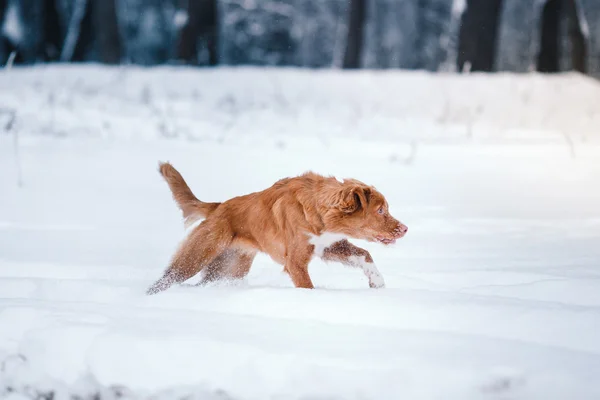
1 65 600 400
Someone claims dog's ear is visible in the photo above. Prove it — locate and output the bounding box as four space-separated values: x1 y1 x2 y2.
337 185 371 213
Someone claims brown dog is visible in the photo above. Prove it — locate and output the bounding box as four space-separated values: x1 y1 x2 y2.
146 162 408 294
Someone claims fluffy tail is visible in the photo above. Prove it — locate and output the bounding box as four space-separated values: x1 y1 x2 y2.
158 161 220 227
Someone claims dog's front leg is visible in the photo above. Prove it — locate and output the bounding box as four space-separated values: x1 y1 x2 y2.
321 239 385 288
284 244 315 289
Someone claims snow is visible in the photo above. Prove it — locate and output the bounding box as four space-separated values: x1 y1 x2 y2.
1 65 600 400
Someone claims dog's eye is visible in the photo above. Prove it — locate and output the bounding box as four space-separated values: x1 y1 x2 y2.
377 207 384 215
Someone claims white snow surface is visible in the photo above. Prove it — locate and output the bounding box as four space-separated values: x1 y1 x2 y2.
1 65 600 400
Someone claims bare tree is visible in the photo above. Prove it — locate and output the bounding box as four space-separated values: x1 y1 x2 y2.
537 0 560 72
59 0 122 64
9 0 45 63
60 0 88 61
414 0 455 71
343 0 366 68
92 0 122 64
175 0 218 65
538 0 588 74
565 0 588 73
457 0 503 72
0 0 5 24
0 0 7 64
1 0 63 64
41 0 63 61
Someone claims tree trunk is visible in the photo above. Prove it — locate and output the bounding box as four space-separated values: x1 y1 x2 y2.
176 0 199 64
15 0 45 63
0 0 7 64
92 0 121 64
0 0 6 25
205 0 218 66
414 0 454 71
457 0 503 72
41 0 63 61
176 0 218 65
71 0 94 62
537 0 561 72
61 0 88 61
565 0 587 73
343 0 366 68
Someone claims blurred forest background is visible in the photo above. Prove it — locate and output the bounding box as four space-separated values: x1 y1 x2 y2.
0 0 599 77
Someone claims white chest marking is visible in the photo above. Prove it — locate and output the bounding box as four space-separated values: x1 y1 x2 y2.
308 232 347 257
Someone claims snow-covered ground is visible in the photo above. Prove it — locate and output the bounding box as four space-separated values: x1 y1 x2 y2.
1 65 600 400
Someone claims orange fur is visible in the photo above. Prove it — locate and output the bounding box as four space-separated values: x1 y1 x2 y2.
147 162 408 294
159 162 220 228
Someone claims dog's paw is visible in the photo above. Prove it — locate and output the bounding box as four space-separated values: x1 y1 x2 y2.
369 275 386 289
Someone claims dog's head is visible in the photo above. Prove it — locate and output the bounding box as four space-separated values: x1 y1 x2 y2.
323 179 408 245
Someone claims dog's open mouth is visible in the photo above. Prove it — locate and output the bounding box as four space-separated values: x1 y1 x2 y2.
375 236 397 245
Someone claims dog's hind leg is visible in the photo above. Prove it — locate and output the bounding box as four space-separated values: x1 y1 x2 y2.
146 220 233 295
198 248 257 285
227 250 256 279
196 249 233 285
321 239 385 288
